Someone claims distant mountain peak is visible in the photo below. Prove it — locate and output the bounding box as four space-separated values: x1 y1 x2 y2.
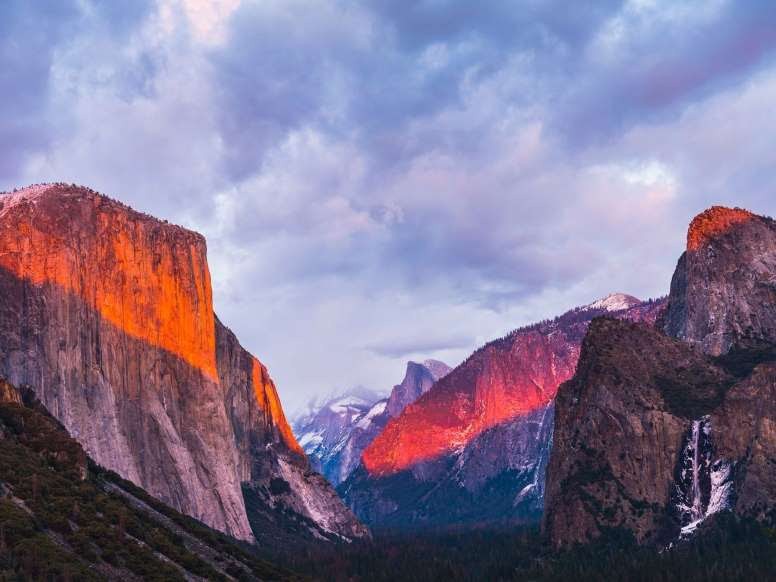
420 359 453 381
293 358 449 486
386 359 450 418
586 293 641 312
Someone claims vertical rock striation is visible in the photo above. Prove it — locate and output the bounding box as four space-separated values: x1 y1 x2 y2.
546 206 776 548
217 319 369 541
0 183 365 542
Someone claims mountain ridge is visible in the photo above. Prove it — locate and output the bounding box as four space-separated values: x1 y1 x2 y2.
340 294 666 529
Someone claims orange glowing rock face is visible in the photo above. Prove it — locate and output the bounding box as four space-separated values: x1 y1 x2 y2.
362 331 579 476
0 185 304 456
0 184 358 540
0 185 218 379
687 206 754 252
362 298 667 477
250 357 304 455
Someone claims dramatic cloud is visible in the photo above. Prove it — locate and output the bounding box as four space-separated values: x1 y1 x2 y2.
2 0 776 412
366 333 475 359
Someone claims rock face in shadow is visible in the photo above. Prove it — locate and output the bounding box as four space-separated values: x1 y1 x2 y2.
0 183 366 542
0 377 292 580
544 319 732 546
386 360 450 418
216 320 369 541
710 364 776 524
340 295 666 529
545 207 776 548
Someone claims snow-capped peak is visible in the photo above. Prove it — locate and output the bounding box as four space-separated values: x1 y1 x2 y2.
587 293 641 312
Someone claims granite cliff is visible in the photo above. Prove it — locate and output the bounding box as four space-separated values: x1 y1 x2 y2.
340 294 665 528
663 206 776 356
0 183 366 544
545 206 776 547
0 378 292 580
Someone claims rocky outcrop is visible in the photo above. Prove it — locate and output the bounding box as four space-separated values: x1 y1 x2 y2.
544 319 732 546
662 206 776 356
216 317 369 541
341 295 665 528
545 207 776 548
216 317 303 476
545 317 776 547
711 364 776 525
0 183 365 543
0 379 21 404
293 360 451 486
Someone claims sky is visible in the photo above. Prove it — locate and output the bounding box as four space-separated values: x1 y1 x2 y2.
2 0 776 415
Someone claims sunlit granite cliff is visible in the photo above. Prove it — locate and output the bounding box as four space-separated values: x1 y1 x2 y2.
0 183 367 543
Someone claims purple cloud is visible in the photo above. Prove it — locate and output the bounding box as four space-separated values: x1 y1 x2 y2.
2 0 776 409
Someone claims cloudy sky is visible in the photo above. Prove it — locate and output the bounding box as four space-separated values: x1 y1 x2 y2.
2 0 776 414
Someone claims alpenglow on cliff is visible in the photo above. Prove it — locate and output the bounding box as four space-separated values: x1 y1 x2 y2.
0 183 367 544
340 293 665 528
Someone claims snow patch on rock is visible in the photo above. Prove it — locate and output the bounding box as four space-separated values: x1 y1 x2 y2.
298 430 324 449
356 401 387 430
587 293 641 312
328 396 371 414
0 184 56 214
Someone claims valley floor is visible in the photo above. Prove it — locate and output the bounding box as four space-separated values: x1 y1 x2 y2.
285 519 776 582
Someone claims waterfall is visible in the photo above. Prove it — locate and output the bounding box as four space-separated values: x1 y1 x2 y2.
689 420 704 522
673 416 734 538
